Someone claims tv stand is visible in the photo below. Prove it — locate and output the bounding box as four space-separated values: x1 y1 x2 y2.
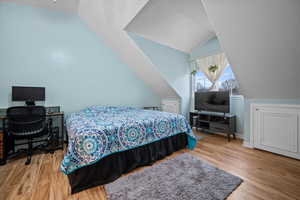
190 111 236 141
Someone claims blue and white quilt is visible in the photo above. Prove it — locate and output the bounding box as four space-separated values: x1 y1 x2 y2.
61 106 196 174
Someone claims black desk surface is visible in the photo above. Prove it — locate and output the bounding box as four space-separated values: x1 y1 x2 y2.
0 112 64 120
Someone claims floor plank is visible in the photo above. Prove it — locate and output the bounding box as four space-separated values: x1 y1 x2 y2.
1 131 300 200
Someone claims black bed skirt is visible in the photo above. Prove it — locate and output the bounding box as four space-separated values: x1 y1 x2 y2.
68 133 188 194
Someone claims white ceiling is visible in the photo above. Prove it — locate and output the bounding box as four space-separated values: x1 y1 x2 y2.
0 0 79 13
125 0 215 53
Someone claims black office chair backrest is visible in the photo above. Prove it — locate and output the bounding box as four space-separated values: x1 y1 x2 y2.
7 106 46 137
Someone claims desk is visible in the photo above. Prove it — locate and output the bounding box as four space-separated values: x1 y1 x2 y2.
0 112 64 134
0 111 65 165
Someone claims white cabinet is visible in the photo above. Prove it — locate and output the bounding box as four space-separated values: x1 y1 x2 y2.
251 104 300 159
161 99 180 114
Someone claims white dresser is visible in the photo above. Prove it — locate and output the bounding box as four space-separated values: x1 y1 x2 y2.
161 99 181 114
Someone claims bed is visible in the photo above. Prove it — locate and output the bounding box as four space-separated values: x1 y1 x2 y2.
61 106 196 194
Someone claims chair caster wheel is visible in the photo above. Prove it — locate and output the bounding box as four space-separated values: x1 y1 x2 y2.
0 160 6 165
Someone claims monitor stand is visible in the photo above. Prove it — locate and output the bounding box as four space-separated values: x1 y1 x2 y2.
26 101 35 106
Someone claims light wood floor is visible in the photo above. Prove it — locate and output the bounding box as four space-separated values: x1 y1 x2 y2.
1 131 300 200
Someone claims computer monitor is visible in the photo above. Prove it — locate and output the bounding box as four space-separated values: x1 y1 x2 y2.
12 86 45 106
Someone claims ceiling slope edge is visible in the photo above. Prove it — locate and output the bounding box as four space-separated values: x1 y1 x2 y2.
78 0 180 99
126 31 185 99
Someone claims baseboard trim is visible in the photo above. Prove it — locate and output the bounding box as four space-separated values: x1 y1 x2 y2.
235 133 244 139
243 141 254 148
212 132 244 140
194 129 246 142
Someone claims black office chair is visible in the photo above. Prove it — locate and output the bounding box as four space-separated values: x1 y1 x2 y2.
6 106 51 165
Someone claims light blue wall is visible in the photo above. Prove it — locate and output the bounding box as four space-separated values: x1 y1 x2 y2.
128 33 190 117
243 99 300 141
190 37 222 60
0 3 161 113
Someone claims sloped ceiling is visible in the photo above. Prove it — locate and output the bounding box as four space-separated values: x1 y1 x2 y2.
129 32 191 116
0 0 79 13
202 0 300 99
3 0 180 101
78 0 179 99
125 0 215 53
6 0 299 101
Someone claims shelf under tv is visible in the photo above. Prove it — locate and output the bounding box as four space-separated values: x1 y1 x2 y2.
198 119 210 123
190 110 236 141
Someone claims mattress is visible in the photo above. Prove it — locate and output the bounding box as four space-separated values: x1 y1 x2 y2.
61 106 196 174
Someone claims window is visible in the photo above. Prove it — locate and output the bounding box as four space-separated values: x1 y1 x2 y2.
195 65 238 92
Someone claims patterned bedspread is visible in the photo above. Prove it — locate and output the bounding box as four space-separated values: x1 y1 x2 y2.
61 106 196 174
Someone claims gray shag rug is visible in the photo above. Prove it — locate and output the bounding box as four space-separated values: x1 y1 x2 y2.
105 153 242 200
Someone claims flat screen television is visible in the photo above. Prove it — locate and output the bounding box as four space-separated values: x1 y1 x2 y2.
195 91 230 113
12 86 45 105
